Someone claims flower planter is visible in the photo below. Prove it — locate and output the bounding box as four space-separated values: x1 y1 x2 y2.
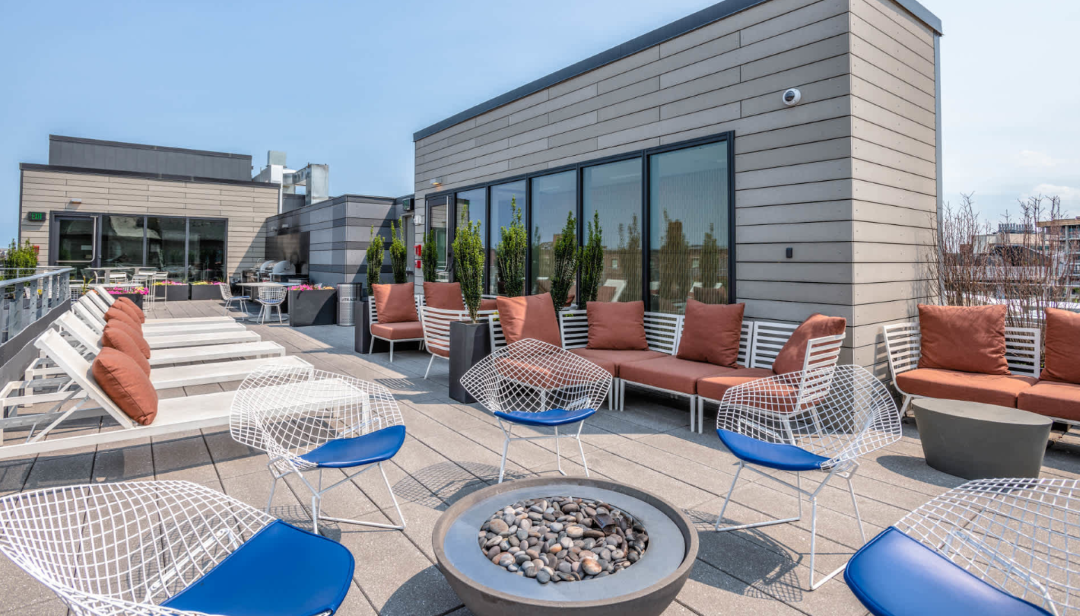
287 288 337 327
190 284 224 301
155 284 191 301
109 293 144 309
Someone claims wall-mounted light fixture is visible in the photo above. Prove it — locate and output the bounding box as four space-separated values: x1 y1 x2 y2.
431 177 443 188
69 198 82 205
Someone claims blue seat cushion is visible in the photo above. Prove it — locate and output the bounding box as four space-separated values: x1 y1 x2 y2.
716 429 829 471
845 527 1052 616
494 408 597 427
299 425 406 469
161 520 355 616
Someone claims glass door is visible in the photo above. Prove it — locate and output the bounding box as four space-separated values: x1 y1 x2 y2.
427 196 449 280
54 215 98 279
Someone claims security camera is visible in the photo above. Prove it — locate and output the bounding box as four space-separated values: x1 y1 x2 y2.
782 88 802 106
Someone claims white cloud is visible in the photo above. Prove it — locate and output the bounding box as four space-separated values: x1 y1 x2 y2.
1017 150 1062 168
1029 184 1080 202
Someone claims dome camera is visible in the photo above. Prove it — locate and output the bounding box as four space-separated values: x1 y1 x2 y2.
782 88 802 106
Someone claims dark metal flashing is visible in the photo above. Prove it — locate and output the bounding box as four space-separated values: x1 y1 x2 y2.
413 0 942 142
19 163 277 189
49 135 249 160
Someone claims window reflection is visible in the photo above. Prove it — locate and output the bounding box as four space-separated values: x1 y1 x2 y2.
146 217 187 280
489 181 526 294
456 188 487 282
583 159 642 303
100 215 145 267
529 171 576 299
188 219 226 282
428 197 449 273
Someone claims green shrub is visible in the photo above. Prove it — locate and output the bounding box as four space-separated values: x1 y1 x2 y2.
390 220 408 284
453 218 485 322
366 227 384 291
579 211 604 304
422 229 439 283
3 240 38 280
550 212 578 310
496 198 527 297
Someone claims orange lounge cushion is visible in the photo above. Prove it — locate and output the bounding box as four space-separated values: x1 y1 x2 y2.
1042 308 1080 384
372 284 418 324
424 282 465 311
104 321 151 359
480 298 499 311
896 368 1036 408
620 356 737 395
772 314 847 375
104 306 142 334
697 368 776 401
1018 381 1080 422
917 304 1009 375
92 347 158 426
370 321 424 341
115 297 145 323
496 294 561 347
101 327 151 376
586 301 647 351
676 300 744 367
495 357 578 390
568 348 668 377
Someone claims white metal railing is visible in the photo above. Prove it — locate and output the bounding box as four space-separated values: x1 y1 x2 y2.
0 268 72 344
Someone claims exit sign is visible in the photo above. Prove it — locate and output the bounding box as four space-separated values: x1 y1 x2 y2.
26 212 46 222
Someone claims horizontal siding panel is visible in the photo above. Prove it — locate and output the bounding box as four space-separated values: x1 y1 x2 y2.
852 159 936 195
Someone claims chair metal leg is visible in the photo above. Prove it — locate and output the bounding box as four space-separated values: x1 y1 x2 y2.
369 335 375 354
424 355 435 379
689 395 696 433
276 305 283 323
306 463 406 532
389 341 394 362
498 428 511 484
900 395 913 417
576 421 589 477
715 461 802 532
555 425 564 476
619 379 626 411
265 476 278 513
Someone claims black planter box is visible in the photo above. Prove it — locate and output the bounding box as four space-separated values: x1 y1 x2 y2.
110 293 144 309
449 321 490 404
155 284 190 301
190 284 225 300
288 289 337 327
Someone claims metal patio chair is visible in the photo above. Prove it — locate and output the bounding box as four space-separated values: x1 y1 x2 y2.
220 281 250 316
230 364 407 534
846 478 1080 616
713 364 902 590
0 480 355 616
255 284 286 324
460 338 612 483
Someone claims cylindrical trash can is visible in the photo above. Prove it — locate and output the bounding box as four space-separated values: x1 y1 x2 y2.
337 283 360 326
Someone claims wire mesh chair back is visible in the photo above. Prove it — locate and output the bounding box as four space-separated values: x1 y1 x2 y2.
716 364 901 470
0 480 273 616
258 285 286 304
230 364 403 474
896 478 1080 615
219 282 234 301
460 338 611 414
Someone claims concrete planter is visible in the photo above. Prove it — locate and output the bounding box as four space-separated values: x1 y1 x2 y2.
433 477 697 616
155 284 190 301
288 289 337 327
449 321 489 404
190 284 224 300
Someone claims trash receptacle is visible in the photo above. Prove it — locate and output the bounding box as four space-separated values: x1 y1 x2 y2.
337 283 360 326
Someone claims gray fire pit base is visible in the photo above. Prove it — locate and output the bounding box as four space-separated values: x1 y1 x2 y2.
432 477 697 616
913 398 1052 480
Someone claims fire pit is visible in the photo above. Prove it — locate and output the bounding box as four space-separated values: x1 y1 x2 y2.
433 477 697 616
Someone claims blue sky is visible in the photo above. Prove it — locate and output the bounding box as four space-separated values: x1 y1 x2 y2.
1 0 1077 246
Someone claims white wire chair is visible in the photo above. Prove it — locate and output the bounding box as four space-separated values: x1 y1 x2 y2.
0 480 354 616
713 364 902 590
460 338 612 483
230 364 407 534
255 284 286 324
847 478 1080 616
219 281 250 316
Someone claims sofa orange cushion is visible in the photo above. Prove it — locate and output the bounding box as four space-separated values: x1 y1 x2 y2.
917 304 1009 375
480 298 499 311
370 321 424 341
104 321 151 359
92 347 158 426
1018 380 1080 422
104 306 142 333
372 283 418 324
423 282 465 311
1041 308 1080 384
101 327 151 377
676 300 744 367
896 368 1035 408
619 356 736 395
771 314 847 375
115 297 146 323
697 367 776 401
586 301 648 351
496 294 561 347
568 348 668 378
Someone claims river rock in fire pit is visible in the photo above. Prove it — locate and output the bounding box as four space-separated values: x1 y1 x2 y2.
479 496 649 585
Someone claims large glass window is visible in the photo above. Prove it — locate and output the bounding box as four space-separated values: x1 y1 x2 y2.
455 188 487 282
428 197 449 274
583 159 643 303
100 215 145 267
648 141 730 314
489 180 526 294
529 171 576 297
188 219 226 282
146 217 187 280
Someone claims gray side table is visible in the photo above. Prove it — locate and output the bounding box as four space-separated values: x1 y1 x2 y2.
912 398 1051 480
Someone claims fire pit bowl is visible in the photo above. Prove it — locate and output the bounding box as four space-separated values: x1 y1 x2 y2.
432 477 697 616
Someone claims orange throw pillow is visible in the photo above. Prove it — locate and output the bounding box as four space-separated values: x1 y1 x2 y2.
104 306 142 333
496 294 561 347
423 282 465 311
101 327 151 376
917 304 1009 375
372 284 418 323
105 321 151 359
116 296 145 323
92 347 158 426
1041 308 1080 383
772 313 847 375
587 301 648 351
676 300 744 367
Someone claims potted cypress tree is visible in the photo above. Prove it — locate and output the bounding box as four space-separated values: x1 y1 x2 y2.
356 226 386 353
422 229 439 283
579 211 604 304
550 212 578 310
448 218 487 403
390 221 408 284
495 198 526 297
